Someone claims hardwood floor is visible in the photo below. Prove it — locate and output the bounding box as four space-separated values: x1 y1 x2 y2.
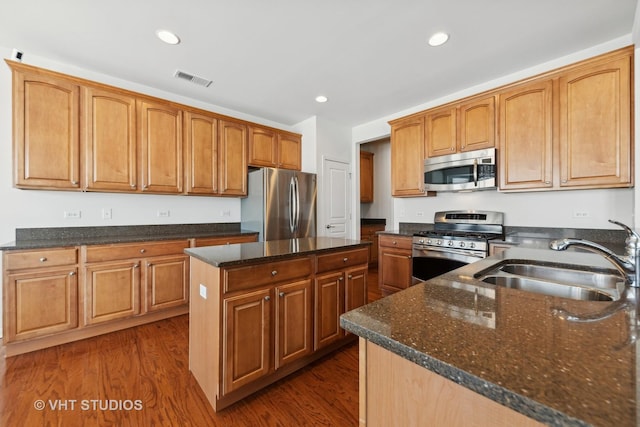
0 267 382 427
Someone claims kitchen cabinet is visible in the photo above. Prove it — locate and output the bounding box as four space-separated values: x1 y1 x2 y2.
83 86 137 191
558 52 632 189
83 240 189 324
138 100 183 193
360 223 385 266
248 126 302 171
378 235 412 296
11 66 81 190
3 248 79 343
426 96 495 158
498 80 554 190
184 110 218 195
218 119 248 196
360 151 374 203
275 279 313 368
389 115 427 197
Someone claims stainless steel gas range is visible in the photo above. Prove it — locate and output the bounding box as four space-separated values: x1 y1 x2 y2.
412 210 504 282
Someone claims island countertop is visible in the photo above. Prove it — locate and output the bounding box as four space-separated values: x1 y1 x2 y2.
341 247 637 427
185 236 370 267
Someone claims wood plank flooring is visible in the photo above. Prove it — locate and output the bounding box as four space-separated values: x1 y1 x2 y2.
0 267 381 426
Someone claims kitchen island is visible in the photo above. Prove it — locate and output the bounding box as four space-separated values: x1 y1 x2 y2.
341 247 637 427
185 237 370 411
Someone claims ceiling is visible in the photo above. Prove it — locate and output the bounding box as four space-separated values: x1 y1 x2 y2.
1 0 637 128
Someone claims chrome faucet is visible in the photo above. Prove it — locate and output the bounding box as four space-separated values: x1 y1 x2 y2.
549 220 640 288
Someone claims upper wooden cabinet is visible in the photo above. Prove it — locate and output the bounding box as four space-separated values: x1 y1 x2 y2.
498 80 554 190
248 126 302 170
558 53 632 189
83 86 137 191
426 96 495 157
12 67 81 190
7 61 301 197
389 116 426 197
360 151 374 203
218 120 248 196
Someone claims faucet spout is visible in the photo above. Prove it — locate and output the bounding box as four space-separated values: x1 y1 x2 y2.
549 220 640 288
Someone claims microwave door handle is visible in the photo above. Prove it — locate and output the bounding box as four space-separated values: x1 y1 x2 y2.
473 158 478 187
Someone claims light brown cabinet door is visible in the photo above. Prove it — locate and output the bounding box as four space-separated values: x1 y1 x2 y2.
390 116 425 196
184 111 218 195
144 255 189 312
559 55 632 188
275 279 313 369
379 246 412 296
360 151 374 203
138 100 183 193
83 87 137 191
459 96 495 152
223 288 272 394
84 260 141 325
345 267 367 311
5 267 78 342
248 126 277 168
277 133 302 170
218 120 248 196
314 271 345 350
426 107 457 157
498 80 554 190
13 70 80 189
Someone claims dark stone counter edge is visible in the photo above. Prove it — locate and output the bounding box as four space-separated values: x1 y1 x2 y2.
185 241 372 268
360 218 387 226
339 317 589 427
0 224 259 251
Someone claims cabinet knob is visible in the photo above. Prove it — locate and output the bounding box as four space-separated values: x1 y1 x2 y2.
545 181 551 184
343 257 348 263
392 241 397 245
279 292 285 298
143 184 148 189
39 257 47 262
271 270 278 276
69 271 76 276
561 180 567 183
348 274 353 279
339 277 344 281
147 262 152 267
71 180 78 185
140 249 146 254
130 183 136 188
134 263 140 268
407 255 412 259
264 296 271 301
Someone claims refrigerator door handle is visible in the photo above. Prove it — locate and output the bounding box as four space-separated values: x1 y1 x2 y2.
289 176 296 234
294 175 300 233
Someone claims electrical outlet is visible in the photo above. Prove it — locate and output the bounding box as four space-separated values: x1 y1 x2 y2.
572 210 590 218
220 210 231 217
157 209 170 218
64 210 81 219
102 208 112 220
417 211 424 217
199 284 207 299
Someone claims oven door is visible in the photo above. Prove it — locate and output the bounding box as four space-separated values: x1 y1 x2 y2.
412 246 485 282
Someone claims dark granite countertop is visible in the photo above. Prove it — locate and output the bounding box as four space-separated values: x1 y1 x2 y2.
360 218 387 226
185 236 371 267
0 223 258 250
341 247 637 427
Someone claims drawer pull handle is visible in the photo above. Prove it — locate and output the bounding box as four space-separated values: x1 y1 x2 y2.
140 249 146 254
271 270 278 276
69 271 76 276
265 296 271 301
279 292 285 298
39 257 47 262
343 257 348 262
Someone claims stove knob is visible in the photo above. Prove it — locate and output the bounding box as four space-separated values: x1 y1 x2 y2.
469 242 476 249
426 239 432 244
419 239 425 244
459 241 465 248
447 240 453 247
436 240 442 246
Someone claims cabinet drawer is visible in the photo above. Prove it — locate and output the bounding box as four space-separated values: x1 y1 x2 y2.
379 235 412 250
193 234 258 247
225 256 313 293
84 240 190 263
5 247 78 270
316 248 369 274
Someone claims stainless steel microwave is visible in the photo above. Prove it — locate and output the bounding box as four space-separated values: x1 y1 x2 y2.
423 148 496 192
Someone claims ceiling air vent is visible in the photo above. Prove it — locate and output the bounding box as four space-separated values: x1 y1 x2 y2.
173 70 213 88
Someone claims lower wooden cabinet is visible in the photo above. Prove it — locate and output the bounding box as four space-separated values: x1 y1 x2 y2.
145 254 189 312
360 223 385 266
378 235 413 296
314 271 344 350
275 279 313 368
84 260 141 324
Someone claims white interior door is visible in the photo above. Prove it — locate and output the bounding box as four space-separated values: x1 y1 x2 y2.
323 158 350 238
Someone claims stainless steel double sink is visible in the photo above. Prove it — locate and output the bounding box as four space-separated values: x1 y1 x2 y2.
473 261 624 302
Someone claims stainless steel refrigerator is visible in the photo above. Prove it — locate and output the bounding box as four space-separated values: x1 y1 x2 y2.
241 168 317 241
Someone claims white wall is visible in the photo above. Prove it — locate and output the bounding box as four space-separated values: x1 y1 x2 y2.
351 35 637 231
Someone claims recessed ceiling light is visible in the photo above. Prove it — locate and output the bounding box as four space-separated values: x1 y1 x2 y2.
315 95 328 103
156 29 181 45
428 32 449 47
